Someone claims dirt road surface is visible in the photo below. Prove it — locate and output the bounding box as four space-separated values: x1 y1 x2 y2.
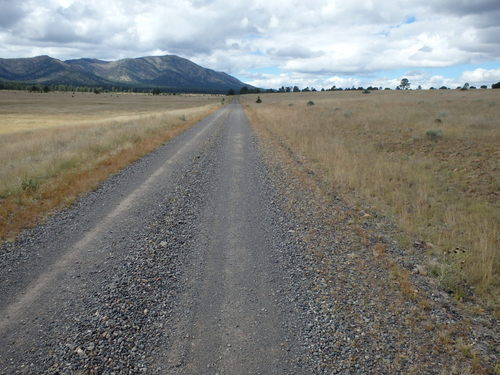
0 101 312 374
1 100 496 375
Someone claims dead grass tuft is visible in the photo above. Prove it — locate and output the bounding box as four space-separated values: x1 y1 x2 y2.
372 243 386 258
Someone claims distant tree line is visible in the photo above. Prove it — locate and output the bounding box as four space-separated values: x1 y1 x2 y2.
0 80 236 95
245 79 500 94
2 79 499 96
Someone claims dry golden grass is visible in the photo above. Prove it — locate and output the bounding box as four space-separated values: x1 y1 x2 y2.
0 91 219 133
0 91 222 240
241 89 499 304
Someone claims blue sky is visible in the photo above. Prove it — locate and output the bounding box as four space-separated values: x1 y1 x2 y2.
0 0 499 89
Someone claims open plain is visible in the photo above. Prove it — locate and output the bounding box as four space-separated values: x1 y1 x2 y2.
0 92 498 374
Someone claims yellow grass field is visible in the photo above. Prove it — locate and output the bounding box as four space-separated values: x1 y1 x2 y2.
0 91 222 240
0 91 219 134
241 89 499 305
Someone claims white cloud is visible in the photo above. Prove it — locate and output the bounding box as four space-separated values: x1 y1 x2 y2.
460 68 500 86
0 0 499 88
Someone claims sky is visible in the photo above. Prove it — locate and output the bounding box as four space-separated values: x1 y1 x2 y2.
1 0 500 89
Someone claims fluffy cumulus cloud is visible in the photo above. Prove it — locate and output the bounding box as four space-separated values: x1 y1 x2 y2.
460 68 500 86
0 0 499 88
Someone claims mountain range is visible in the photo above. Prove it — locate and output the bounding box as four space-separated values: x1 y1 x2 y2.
0 55 250 92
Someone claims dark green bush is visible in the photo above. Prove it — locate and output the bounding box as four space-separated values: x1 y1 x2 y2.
426 129 443 140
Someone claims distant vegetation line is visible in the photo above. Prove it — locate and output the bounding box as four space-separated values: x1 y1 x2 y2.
0 80 233 95
267 79 500 93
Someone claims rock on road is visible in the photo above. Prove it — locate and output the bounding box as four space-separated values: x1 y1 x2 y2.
0 101 313 374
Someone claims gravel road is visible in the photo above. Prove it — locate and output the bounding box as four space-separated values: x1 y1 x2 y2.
1 99 496 375
0 101 314 374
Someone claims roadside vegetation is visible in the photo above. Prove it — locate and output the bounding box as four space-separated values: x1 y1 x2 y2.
241 90 499 308
0 91 221 241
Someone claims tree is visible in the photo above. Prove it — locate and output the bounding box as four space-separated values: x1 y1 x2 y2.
256 96 262 103
152 88 161 95
400 78 410 90
462 82 470 90
43 85 50 93
492 82 500 89
480 85 487 89
240 86 249 94
293 86 300 92
227 88 235 95
302 87 310 92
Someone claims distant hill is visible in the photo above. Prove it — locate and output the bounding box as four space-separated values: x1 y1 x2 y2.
0 55 252 93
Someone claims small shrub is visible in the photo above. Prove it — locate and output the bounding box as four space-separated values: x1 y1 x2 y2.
344 110 353 118
256 96 262 103
21 178 39 192
0 190 12 199
307 101 315 106
362 89 371 94
426 129 443 140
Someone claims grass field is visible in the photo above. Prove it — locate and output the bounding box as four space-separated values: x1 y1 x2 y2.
0 91 222 240
241 90 499 306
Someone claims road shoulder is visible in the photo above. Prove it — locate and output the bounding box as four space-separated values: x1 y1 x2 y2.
250 112 498 374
